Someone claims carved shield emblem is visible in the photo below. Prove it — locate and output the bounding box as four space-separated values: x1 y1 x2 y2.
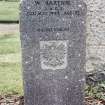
40 40 68 70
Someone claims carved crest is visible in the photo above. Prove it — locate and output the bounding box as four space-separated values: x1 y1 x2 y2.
40 40 68 70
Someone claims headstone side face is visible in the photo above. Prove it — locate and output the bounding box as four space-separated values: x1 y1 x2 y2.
20 0 87 105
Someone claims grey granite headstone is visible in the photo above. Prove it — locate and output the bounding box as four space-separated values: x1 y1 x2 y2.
20 0 87 105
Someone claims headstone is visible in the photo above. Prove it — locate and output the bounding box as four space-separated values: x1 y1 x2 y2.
20 0 87 105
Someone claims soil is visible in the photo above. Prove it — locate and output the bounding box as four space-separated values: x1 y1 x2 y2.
0 95 105 105
0 95 23 105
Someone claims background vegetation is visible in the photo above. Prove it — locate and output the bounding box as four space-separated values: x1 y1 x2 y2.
0 33 23 95
0 1 19 22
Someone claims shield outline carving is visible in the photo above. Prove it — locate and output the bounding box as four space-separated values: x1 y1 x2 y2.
40 40 68 70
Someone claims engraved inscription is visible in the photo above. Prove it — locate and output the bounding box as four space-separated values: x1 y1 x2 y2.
26 1 85 17
40 40 68 70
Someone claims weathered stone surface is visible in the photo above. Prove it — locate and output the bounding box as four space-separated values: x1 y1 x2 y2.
20 0 87 105
84 0 105 72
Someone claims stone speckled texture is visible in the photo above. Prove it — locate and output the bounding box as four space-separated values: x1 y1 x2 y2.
84 0 105 72
20 0 87 105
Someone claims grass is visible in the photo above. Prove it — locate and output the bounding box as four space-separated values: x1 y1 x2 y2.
0 34 20 54
86 83 105 100
0 1 19 22
0 33 23 95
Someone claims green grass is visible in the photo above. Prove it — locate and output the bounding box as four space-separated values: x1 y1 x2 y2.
0 33 23 95
0 34 20 54
0 1 19 22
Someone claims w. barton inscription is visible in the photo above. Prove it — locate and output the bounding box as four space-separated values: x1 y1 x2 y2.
26 0 86 17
